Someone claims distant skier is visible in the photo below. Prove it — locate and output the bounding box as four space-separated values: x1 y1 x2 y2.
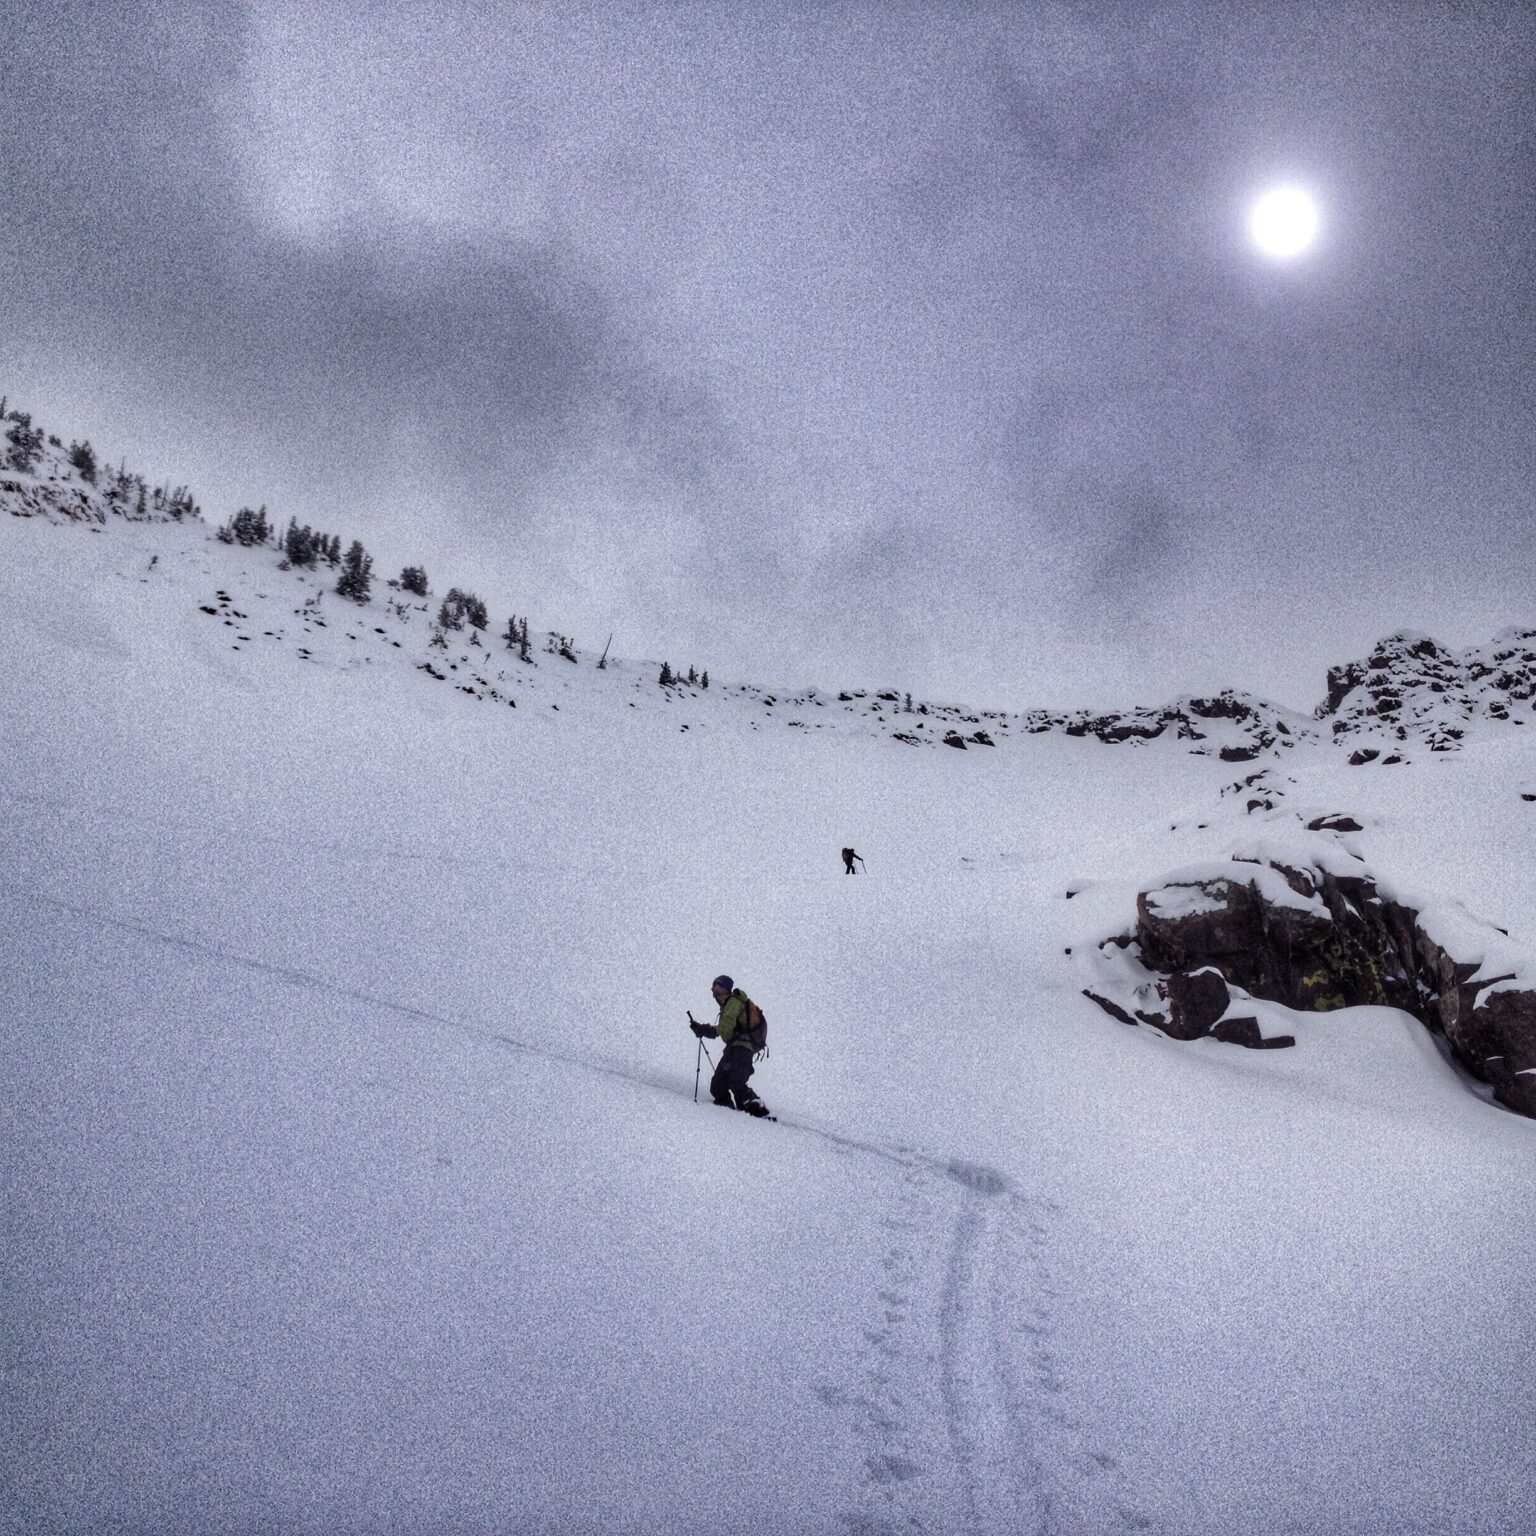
841 847 865 875
689 975 770 1117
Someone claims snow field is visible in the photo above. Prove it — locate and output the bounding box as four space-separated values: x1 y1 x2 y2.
4 513 1535 1533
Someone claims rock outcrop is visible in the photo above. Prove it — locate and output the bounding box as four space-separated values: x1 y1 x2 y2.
1091 844 1536 1117
1021 691 1318 757
1020 629 1536 763
1317 627 1536 753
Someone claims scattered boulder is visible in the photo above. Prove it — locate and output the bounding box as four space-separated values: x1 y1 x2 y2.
1306 814 1364 833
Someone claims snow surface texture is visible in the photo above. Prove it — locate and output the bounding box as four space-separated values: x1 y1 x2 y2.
4 441 1536 1534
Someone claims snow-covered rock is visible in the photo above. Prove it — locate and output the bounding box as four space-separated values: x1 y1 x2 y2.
1087 830 1536 1115
1318 626 1536 753
1021 689 1319 759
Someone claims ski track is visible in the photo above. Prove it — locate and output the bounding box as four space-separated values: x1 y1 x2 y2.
8 883 1155 1533
823 1146 1154 1536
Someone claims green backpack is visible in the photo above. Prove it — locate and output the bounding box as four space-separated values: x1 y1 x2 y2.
739 993 769 1056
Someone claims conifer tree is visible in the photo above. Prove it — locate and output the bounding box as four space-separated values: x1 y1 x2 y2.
701 671 709 689
5 416 43 472
224 506 271 547
283 519 319 567
400 566 429 598
336 540 373 603
660 661 674 686
68 440 97 483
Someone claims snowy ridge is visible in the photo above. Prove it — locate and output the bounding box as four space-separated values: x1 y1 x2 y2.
2 404 203 527
1019 691 1320 759
1317 626 1536 756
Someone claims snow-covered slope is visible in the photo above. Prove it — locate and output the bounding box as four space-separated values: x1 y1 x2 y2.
4 424 1535 1535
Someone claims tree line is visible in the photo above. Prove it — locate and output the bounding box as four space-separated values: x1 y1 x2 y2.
5 396 721 687
4 404 201 521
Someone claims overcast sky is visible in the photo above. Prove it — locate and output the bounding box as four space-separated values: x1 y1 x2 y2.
3 1 1532 709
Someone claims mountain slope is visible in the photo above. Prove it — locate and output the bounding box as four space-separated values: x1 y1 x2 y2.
4 425 1536 1535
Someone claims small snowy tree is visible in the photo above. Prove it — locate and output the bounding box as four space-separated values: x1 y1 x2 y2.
700 671 709 689
5 416 43 472
660 661 675 686
283 519 319 567
68 439 98 483
336 540 374 603
223 506 271 547
400 566 428 597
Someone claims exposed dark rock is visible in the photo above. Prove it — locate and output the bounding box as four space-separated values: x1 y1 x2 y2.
1307 814 1364 832
1082 989 1136 1026
1323 660 1366 715
1210 1016 1295 1050
1119 855 1536 1116
1167 967 1230 1039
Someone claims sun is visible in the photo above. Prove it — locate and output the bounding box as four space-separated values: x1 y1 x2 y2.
1247 186 1320 260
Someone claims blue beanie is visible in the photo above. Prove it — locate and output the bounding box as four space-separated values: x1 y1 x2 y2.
712 974 734 992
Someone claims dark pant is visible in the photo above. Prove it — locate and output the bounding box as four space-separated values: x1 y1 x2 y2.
711 1043 761 1110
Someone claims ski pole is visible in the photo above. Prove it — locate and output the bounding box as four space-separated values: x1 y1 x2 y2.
689 1013 715 1100
692 1035 716 1099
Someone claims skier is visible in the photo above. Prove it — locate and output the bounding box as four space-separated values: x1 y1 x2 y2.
841 846 865 874
690 974 770 1117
